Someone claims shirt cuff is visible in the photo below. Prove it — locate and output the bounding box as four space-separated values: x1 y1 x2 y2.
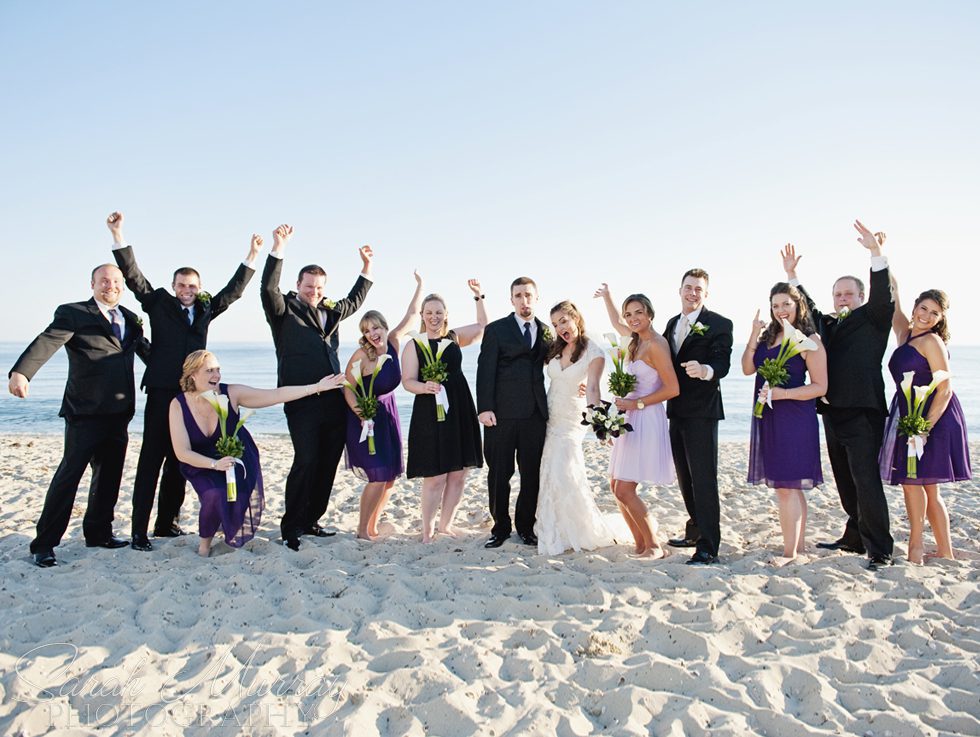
701 365 714 381
269 252 284 260
359 272 373 281
243 259 255 269
787 277 800 287
870 255 888 272
111 241 129 250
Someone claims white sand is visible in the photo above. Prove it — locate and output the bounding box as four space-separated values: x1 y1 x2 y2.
1 435 978 736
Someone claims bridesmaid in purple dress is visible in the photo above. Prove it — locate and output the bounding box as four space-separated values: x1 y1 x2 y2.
742 283 827 566
169 350 345 556
343 273 424 540
879 287 971 563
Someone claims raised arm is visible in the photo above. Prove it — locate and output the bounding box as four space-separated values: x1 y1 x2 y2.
208 233 261 319
594 282 630 337
332 246 374 321
453 279 489 347
388 271 425 346
741 309 766 376
889 272 910 342
260 225 291 320
108 211 157 306
855 219 894 328
226 374 345 410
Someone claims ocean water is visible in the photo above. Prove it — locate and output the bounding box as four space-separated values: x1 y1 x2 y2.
2 341 978 441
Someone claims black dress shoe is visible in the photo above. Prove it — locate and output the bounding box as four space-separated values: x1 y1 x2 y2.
484 535 508 549
668 537 700 548
304 525 337 538
153 524 186 538
686 550 719 565
86 535 129 549
130 534 153 552
33 551 57 568
284 537 301 551
816 538 866 554
868 556 893 571
519 532 538 546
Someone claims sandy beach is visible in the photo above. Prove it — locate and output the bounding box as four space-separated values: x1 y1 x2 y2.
1 435 978 736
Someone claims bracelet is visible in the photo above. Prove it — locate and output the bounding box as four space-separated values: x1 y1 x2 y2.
474 294 485 301
210 459 217 470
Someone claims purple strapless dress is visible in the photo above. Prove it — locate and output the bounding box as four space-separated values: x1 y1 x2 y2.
345 341 404 482
176 384 264 546
879 334 971 485
747 344 823 490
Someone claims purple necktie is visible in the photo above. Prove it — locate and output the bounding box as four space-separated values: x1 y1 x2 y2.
109 309 123 341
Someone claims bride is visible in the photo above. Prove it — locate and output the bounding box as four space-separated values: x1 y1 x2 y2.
534 300 622 555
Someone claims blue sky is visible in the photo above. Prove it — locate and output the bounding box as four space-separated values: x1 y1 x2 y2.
3 1 978 346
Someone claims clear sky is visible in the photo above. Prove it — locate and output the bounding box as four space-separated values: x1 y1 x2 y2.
3 1 979 347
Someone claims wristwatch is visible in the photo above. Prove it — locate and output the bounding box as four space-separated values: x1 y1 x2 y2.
635 400 645 410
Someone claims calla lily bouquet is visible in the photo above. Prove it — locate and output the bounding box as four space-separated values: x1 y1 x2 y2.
604 333 637 398
409 331 452 422
754 319 819 418
201 390 254 501
581 401 633 441
345 355 391 454
897 369 951 478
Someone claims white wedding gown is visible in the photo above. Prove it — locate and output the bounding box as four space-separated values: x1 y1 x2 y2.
534 338 626 555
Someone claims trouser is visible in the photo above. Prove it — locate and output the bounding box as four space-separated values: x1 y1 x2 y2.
484 410 547 538
669 417 721 557
130 388 187 536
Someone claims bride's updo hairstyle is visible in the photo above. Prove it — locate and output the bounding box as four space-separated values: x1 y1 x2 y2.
180 350 217 392
621 294 656 362
358 310 389 361
419 294 450 337
546 300 588 364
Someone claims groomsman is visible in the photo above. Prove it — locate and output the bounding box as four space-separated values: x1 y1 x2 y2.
664 269 733 564
476 277 551 548
261 225 373 550
8 264 147 567
783 221 895 570
108 212 259 551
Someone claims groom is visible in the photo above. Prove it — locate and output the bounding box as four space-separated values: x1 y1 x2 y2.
477 277 551 548
664 268 733 565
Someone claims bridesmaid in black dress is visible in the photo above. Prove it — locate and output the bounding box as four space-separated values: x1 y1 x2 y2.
402 280 488 542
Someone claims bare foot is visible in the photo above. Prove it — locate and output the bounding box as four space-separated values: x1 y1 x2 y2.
197 545 211 558
438 526 459 539
357 530 376 541
907 545 924 565
644 545 666 560
421 534 434 544
769 555 797 568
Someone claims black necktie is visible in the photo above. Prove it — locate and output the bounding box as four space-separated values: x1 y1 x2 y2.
183 307 192 325
523 321 532 348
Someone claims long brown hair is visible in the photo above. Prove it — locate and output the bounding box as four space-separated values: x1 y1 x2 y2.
760 282 815 346
546 301 588 363
913 289 951 343
621 294 655 362
358 310 389 361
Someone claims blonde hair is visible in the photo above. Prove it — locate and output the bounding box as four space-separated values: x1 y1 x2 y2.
418 294 449 337
180 350 217 392
358 311 389 361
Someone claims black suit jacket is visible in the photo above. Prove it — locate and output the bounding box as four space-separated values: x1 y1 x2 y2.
663 308 733 420
798 266 892 413
476 314 550 420
113 245 253 390
10 299 146 418
260 255 372 388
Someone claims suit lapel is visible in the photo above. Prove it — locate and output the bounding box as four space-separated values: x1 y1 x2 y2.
86 299 117 343
505 313 527 350
665 315 680 359
289 293 326 335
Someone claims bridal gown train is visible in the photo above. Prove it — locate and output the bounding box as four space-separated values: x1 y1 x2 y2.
535 338 625 555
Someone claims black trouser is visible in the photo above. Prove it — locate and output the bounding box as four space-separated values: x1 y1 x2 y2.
130 388 187 537
484 410 547 538
280 392 347 539
669 417 721 557
822 407 893 559
31 413 130 553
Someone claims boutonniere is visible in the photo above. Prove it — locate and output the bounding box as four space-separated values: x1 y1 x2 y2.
690 321 709 336
320 298 337 310
196 291 212 307
836 307 851 323
134 316 144 327
540 326 553 343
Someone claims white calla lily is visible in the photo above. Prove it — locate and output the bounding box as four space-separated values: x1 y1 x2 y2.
900 370 915 406
604 333 620 347
435 339 454 359
373 353 392 376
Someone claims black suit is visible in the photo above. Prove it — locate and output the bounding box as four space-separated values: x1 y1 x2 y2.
113 245 254 538
10 299 146 553
663 308 733 558
476 314 550 538
261 255 371 538
798 266 894 559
